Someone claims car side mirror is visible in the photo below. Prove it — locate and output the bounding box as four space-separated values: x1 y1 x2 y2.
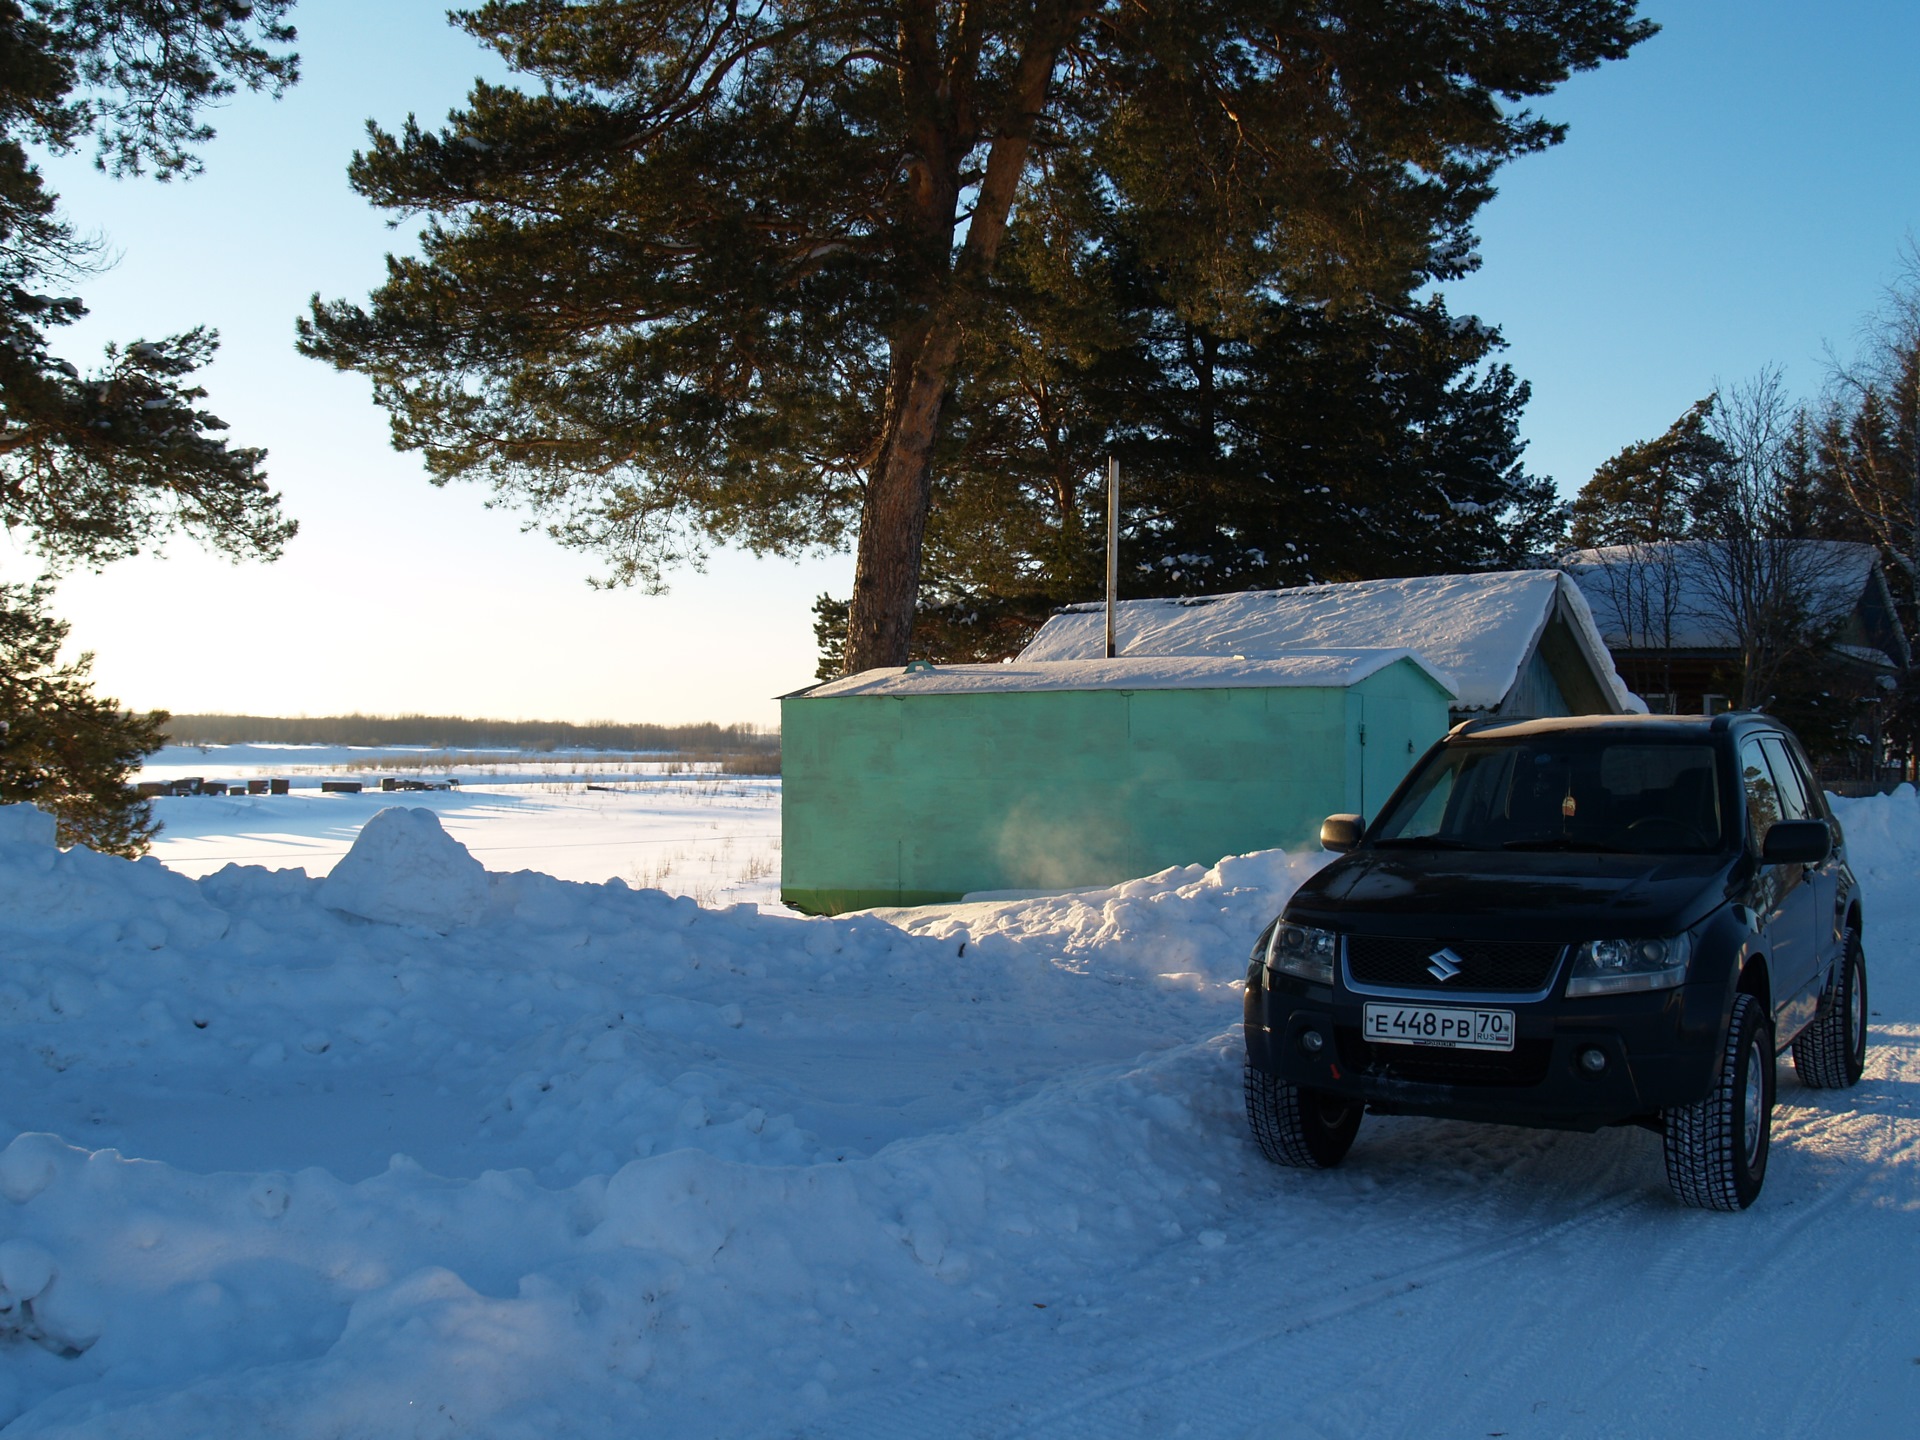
1762 819 1831 866
1320 814 1364 854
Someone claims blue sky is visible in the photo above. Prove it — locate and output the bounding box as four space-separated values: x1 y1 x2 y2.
10 1 1919 726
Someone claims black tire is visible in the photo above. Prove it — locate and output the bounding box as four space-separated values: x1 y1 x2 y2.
1244 1064 1362 1168
1791 927 1868 1089
1663 992 1773 1211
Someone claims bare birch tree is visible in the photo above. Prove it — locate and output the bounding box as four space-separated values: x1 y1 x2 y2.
1823 245 1920 598
1696 371 1861 709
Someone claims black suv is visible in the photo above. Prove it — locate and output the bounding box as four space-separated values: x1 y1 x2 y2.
1243 713 1869 1210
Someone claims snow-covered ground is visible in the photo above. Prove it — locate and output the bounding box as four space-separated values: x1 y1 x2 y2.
138 745 781 905
1 783 1917 1436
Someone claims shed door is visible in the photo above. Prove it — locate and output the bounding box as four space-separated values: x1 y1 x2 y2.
1358 695 1418 823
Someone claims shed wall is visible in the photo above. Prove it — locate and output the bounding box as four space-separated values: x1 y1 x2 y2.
782 663 1447 914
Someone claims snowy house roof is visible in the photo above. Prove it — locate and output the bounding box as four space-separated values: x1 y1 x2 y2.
806 650 1456 699
1562 541 1904 667
1018 571 1634 714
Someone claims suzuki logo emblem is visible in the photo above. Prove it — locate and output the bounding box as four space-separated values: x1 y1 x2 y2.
1427 947 1466 982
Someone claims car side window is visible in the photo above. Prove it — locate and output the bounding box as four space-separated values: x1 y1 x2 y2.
1738 738 1782 848
1759 736 1813 823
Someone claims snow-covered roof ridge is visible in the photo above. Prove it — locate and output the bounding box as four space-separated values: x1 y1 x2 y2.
1020 570 1633 713
805 649 1457 699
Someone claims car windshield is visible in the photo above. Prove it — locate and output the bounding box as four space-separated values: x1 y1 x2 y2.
1371 735 1728 855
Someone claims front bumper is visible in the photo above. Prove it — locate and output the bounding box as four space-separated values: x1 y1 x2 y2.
1245 969 1728 1131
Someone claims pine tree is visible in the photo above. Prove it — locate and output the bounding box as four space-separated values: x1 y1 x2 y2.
0 580 166 854
903 280 1559 663
1566 396 1731 547
0 0 298 567
299 0 1654 674
0 0 299 852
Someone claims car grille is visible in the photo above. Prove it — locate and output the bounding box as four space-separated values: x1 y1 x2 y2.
1335 1028 1554 1088
1345 935 1565 994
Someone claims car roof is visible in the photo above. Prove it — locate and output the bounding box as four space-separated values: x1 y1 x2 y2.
1449 712 1788 743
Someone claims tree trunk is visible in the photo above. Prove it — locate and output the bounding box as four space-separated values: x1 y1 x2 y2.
845 318 965 672
841 1 1091 675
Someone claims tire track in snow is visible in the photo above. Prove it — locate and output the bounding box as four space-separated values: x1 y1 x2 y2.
1415 1027 1920 1439
790 1186 1650 1440
795 1025 1920 1440
1487 1153 1888 1437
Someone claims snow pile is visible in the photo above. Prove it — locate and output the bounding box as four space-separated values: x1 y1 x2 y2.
0 802 56 850
3 792 1917 1436
0 803 1322 1434
879 846 1331 986
317 805 490 929
0 799 230 952
1829 784 1920 889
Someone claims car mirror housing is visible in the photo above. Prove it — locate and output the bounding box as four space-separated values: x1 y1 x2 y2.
1761 819 1831 866
1320 814 1363 853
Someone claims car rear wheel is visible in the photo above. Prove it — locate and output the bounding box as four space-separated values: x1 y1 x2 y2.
1662 992 1773 1211
1244 1065 1362 1168
1791 927 1868 1089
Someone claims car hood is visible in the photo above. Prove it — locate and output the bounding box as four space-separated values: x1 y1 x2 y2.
1285 846 1735 940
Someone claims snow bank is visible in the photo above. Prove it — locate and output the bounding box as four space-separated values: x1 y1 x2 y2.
6 788 1916 1435
0 801 1325 1434
1829 785 1920 894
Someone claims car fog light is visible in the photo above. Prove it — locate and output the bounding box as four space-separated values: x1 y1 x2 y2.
1579 1048 1607 1074
1301 1030 1325 1055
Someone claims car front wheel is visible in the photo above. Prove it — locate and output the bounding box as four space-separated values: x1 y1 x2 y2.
1663 992 1773 1211
1244 1065 1362 1168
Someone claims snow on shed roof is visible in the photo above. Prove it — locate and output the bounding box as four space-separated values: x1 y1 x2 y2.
1562 541 1893 659
1018 571 1631 713
804 650 1456 699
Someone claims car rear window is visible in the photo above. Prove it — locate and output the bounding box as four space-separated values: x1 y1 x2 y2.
1372 736 1727 854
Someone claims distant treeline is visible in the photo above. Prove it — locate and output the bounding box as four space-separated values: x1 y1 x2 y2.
164 714 780 754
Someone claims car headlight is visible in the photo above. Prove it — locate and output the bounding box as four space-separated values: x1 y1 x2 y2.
1566 934 1692 996
1265 920 1340 985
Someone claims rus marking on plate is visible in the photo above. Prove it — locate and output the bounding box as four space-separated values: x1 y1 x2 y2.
1426 947 1466 982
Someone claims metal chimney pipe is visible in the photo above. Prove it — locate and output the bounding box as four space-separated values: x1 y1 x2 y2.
1105 456 1119 659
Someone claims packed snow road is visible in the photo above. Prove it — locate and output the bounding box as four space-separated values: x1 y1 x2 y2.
0 793 1915 1436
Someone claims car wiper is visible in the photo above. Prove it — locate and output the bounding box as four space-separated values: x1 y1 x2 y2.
1371 836 1488 850
1500 837 1634 854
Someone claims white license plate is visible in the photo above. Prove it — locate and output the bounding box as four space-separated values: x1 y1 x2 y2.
1364 1003 1515 1052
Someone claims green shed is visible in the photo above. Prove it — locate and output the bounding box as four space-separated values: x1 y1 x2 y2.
780 650 1454 915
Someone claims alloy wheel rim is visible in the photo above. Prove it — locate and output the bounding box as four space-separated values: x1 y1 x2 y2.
1742 1038 1766 1169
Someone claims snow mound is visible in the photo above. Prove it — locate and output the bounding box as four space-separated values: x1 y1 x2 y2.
8 784 1915 1434
0 802 57 851
0 803 228 950
0 798 1334 1432
317 806 491 930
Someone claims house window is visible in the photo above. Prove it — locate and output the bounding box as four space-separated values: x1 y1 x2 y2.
1701 693 1728 716
1642 692 1677 715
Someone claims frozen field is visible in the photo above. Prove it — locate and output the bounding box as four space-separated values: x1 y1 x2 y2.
0 780 1916 1436
137 744 781 906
